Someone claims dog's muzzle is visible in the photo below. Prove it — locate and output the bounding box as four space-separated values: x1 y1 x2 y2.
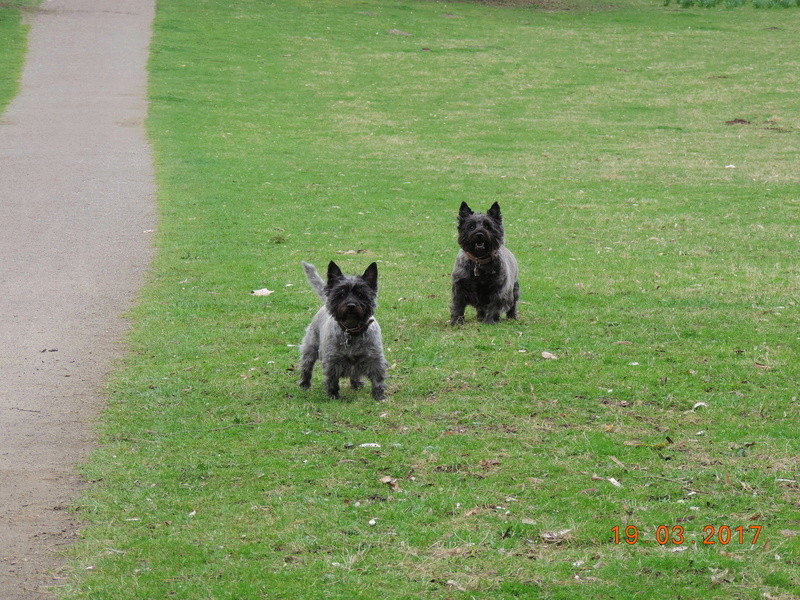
336 304 367 331
470 231 490 255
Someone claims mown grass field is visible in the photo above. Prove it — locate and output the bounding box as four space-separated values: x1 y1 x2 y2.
0 2 32 111
57 0 799 597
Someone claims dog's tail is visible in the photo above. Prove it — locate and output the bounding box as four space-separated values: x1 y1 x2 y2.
302 261 326 300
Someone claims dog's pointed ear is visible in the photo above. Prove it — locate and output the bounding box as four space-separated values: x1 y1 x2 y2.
327 261 344 285
459 202 473 220
487 202 502 223
362 262 378 291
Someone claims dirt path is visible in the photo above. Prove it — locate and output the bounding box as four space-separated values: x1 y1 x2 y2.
0 1 155 597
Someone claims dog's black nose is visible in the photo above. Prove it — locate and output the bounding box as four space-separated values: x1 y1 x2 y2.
475 232 485 241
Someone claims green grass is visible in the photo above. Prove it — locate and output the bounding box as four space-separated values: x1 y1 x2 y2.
63 0 799 598
666 0 800 7
0 1 34 111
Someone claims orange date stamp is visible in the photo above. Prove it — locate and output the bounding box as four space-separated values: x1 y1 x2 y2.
612 525 762 546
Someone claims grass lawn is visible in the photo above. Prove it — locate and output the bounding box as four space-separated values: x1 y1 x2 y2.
0 1 33 111
63 0 798 598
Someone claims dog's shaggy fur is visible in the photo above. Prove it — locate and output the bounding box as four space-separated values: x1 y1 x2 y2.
450 201 520 325
299 261 387 400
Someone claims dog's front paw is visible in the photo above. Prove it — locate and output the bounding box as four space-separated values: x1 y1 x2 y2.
299 378 311 390
450 315 465 326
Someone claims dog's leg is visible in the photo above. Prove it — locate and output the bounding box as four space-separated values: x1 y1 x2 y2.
450 292 467 326
482 311 501 325
299 344 318 390
482 298 505 324
506 281 520 320
324 364 342 399
370 381 386 401
368 367 387 401
324 377 341 399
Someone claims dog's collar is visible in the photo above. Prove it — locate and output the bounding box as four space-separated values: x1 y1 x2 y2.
465 250 497 276
340 318 374 336
466 250 496 265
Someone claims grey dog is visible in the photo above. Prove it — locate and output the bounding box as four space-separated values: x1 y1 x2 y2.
299 261 387 400
450 201 520 325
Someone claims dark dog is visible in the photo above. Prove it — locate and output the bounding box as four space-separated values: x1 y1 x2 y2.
299 261 387 400
450 202 519 325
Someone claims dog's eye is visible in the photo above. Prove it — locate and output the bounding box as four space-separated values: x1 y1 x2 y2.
468 223 476 230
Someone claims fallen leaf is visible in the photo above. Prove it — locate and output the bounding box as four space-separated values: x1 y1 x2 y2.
541 351 558 360
359 443 381 448
251 288 274 296
540 528 572 544
389 28 412 36
380 475 400 490
779 529 800 537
